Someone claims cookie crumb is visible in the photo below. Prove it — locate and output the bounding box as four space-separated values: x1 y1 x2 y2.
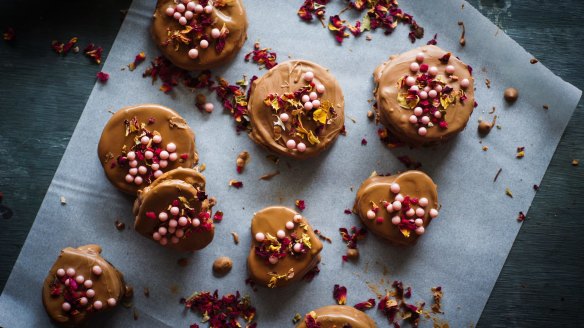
212 256 233 276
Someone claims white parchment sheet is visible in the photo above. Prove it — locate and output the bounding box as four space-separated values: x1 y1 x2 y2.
0 0 581 327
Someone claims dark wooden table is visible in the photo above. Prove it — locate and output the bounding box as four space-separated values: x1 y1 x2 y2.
1 0 582 326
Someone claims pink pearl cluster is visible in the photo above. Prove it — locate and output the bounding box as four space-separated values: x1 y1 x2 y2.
149 200 202 246
254 214 304 265
281 71 326 153
124 136 178 185
54 265 116 313
164 0 220 60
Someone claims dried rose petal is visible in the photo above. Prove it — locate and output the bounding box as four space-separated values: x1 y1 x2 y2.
354 298 376 311
245 42 278 69
295 199 306 211
96 71 109 83
128 52 146 71
3 27 15 41
333 284 347 305
213 211 223 222
229 180 243 188
84 43 103 64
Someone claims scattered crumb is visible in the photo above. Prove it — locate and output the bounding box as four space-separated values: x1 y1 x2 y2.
231 232 239 244
177 258 189 267
314 229 332 243
169 284 179 294
346 248 359 260
259 170 280 180
292 313 302 324
485 79 491 88
494 168 502 182
489 106 496 114
482 146 488 151
229 179 243 188
143 287 150 297
530 58 539 64
543 104 549 110
236 151 250 173
114 220 125 231
212 256 233 275
199 163 206 172
367 110 374 119
133 308 139 320
572 159 579 166
348 115 357 123
366 34 372 41
60 196 67 205
266 154 280 164
505 188 513 198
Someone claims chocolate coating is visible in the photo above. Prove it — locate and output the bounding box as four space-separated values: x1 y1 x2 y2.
374 45 475 146
98 104 198 195
504 87 519 103
42 245 128 327
247 206 323 288
296 305 377 328
248 60 345 159
133 168 214 251
151 0 248 70
354 171 438 246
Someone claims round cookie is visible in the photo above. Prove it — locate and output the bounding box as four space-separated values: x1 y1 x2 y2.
42 245 130 327
374 45 475 146
353 170 439 246
248 60 345 159
98 104 198 195
151 0 248 70
133 168 214 251
297 305 377 328
247 206 323 288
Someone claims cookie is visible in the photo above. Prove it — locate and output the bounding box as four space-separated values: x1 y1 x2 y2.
133 168 214 251
152 0 248 70
248 60 345 159
42 245 129 327
97 104 198 195
247 206 323 288
297 305 377 328
354 170 439 246
374 45 475 146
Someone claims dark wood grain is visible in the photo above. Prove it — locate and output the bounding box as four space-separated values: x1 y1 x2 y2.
0 0 583 326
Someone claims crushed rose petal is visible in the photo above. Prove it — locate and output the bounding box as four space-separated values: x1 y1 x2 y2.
181 290 256 328
128 52 146 71
295 199 306 211
229 180 243 189
333 284 347 305
245 42 278 69
517 211 526 222
83 43 103 64
354 298 376 311
339 226 366 262
96 71 109 83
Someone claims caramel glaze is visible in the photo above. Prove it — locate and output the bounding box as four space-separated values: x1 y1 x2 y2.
133 168 214 251
247 206 323 288
42 245 128 327
296 305 377 328
374 45 475 147
248 60 345 159
151 0 248 70
354 171 438 246
97 104 198 195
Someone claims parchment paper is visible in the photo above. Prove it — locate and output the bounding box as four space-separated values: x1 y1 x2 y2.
0 0 581 327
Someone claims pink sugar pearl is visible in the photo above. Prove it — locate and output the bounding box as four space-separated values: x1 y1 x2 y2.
309 92 318 101
168 227 176 234
416 208 425 217
204 5 213 13
312 99 321 108
166 143 176 152
187 2 196 11
269 256 278 264
176 3 185 12
62 302 71 311
415 218 424 227
134 176 143 185
430 208 439 218
75 275 85 284
297 142 306 152
173 12 182 20
409 85 419 93
316 84 325 93
416 52 425 62
170 206 180 215
204 102 214 113
421 116 430 124
410 62 420 72
367 210 376 219
153 232 161 241
255 232 265 242
144 150 154 159
194 4 203 13
126 151 136 160
419 91 428 99
293 243 302 252
166 7 175 16
159 150 169 160
184 11 193 20
386 204 394 212
304 71 314 81
391 216 401 225
153 170 163 178
159 212 168 221
276 230 286 239
93 301 103 310
415 226 425 235
57 268 65 277
160 237 168 245
460 78 470 88
171 236 180 244
66 268 76 276
445 65 455 74
414 107 423 116
405 76 416 86
175 229 185 238
211 28 221 39
200 39 209 49
428 66 438 76
390 183 400 193
434 111 442 119
293 214 302 222
86 289 95 298
159 160 168 168
409 115 418 124
286 221 294 230
138 166 147 175
301 94 310 103
107 298 117 307
178 216 188 226
179 16 188 25
280 113 289 122
192 218 200 227
92 265 102 275
286 139 296 149
419 197 429 207
395 194 404 202
152 135 162 143
158 226 167 235
418 127 428 136
392 201 402 211
140 136 150 144
79 297 88 305
169 152 178 161
169 219 178 228
428 90 438 98
406 208 415 217
188 48 199 59
434 84 443 92
424 86 431 92
125 174 134 183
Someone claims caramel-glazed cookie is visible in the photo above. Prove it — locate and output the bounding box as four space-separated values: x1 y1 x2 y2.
42 245 130 327
297 305 377 328
152 0 248 70
374 45 475 146
133 168 215 251
354 171 439 246
248 60 345 159
247 206 323 288
97 104 198 195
